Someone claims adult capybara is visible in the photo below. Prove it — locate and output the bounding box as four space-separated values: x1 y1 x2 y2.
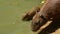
31 0 60 32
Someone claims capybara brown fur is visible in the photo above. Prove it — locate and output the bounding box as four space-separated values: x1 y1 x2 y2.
22 0 45 21
22 7 40 21
31 0 60 32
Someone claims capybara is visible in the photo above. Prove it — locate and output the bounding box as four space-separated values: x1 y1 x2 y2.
31 0 60 32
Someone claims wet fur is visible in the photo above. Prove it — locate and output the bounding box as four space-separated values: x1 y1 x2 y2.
31 0 60 33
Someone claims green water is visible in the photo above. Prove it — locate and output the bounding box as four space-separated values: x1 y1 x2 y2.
0 0 42 34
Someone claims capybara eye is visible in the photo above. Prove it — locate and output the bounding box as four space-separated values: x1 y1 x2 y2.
40 15 46 20
35 23 39 25
37 10 39 12
35 10 39 13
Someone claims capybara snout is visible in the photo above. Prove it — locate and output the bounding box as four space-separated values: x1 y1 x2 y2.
31 14 47 32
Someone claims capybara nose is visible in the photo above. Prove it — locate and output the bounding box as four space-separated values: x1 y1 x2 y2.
31 21 41 32
34 22 40 25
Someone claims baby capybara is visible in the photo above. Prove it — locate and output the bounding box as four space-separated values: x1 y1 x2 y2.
22 7 40 21
22 0 45 21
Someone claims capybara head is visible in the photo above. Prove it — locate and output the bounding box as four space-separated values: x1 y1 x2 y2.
31 13 47 32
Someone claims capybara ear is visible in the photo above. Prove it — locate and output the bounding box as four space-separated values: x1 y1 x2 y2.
22 6 40 21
